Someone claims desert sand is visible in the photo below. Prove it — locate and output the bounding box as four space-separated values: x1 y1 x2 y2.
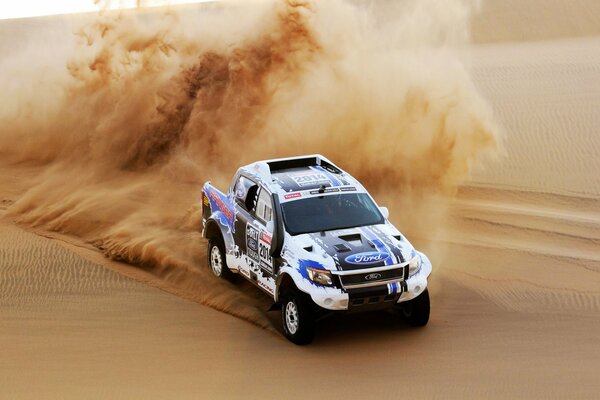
1 0 600 399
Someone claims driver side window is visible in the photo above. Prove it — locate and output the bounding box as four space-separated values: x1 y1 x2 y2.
234 175 259 212
256 188 273 223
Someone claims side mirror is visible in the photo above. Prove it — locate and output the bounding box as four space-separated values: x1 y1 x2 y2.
269 194 284 258
379 206 389 219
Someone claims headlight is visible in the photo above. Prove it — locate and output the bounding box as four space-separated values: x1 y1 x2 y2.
408 254 422 277
307 267 334 286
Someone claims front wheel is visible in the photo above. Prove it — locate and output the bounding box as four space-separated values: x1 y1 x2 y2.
207 237 234 281
281 290 316 345
398 288 430 327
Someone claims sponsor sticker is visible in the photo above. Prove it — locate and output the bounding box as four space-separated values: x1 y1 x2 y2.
260 232 272 245
309 187 339 195
247 224 273 274
258 279 274 295
206 188 235 232
284 192 302 200
246 225 260 261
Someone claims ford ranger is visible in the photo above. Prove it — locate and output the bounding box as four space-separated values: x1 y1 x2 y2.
201 155 432 344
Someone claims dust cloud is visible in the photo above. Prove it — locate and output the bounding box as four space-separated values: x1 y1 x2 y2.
0 0 497 325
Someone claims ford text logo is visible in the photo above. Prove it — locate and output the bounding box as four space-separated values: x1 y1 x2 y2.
365 273 382 281
345 252 389 265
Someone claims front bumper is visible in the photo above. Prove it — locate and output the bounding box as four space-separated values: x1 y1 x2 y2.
309 252 432 311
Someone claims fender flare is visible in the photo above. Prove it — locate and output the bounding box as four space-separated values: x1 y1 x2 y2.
275 265 311 303
203 214 235 254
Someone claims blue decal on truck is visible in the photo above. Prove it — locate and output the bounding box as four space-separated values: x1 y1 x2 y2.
205 187 236 233
310 165 342 187
298 259 328 286
359 226 396 266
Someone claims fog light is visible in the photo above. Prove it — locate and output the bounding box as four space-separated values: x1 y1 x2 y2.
415 285 422 294
324 298 333 306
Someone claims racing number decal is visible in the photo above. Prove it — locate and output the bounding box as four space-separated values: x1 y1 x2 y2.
292 173 329 187
258 238 273 274
246 225 273 275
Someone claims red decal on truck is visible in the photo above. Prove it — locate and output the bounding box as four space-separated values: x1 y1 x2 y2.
208 190 234 222
284 192 302 200
261 232 272 245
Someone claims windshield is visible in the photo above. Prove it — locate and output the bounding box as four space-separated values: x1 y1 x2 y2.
281 193 385 235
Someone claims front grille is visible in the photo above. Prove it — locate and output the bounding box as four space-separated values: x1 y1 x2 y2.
339 267 404 287
351 294 397 307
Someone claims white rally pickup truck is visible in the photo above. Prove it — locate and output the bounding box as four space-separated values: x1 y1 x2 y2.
201 155 432 344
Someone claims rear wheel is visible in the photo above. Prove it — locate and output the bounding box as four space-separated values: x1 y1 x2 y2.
207 237 234 281
398 289 430 327
281 289 316 345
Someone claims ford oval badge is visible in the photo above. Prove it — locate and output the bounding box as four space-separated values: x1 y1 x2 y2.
345 252 390 265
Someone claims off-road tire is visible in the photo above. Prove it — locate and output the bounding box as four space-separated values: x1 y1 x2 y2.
207 236 235 281
399 288 430 327
281 289 316 345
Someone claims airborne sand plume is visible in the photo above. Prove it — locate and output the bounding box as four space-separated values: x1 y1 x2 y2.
0 0 496 325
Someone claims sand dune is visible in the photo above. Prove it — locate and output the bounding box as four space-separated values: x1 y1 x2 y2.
2 215 599 399
468 36 600 196
472 0 600 43
2 0 600 398
0 217 279 399
439 188 600 313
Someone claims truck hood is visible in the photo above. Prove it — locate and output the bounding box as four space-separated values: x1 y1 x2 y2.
294 225 413 271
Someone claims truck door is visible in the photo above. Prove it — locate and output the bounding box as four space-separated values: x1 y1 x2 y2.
232 175 276 297
251 186 276 297
232 175 259 279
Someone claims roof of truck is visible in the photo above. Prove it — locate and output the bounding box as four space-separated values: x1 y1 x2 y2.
238 155 366 200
